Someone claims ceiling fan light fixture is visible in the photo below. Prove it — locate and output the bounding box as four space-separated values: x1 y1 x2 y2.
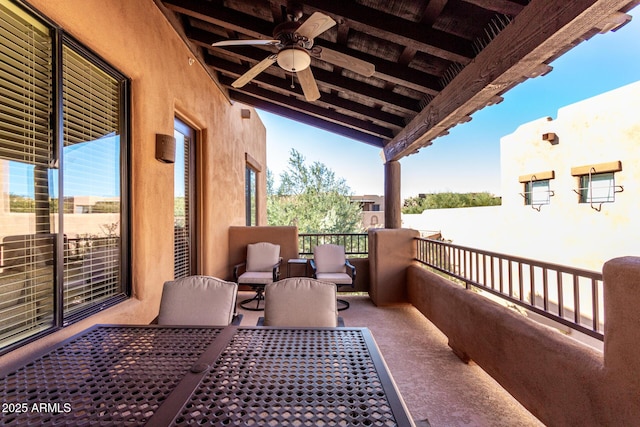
277 47 310 72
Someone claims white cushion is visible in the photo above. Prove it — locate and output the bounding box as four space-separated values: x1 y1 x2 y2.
316 272 352 285
313 244 346 274
246 242 280 272
157 276 237 326
238 271 274 284
264 278 338 327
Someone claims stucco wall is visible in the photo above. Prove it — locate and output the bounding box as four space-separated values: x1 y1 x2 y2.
403 81 640 272
408 257 640 425
499 80 640 270
368 228 418 305
1 0 267 361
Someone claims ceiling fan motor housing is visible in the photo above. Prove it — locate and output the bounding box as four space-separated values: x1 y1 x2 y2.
273 21 312 49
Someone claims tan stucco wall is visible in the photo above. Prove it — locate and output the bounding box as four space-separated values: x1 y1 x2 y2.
499 80 640 270
403 81 640 272
408 255 640 425
368 228 418 305
1 0 267 363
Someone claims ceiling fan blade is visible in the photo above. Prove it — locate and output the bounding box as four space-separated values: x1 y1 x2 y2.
296 67 320 102
318 48 375 77
231 55 277 88
297 12 336 39
211 39 279 47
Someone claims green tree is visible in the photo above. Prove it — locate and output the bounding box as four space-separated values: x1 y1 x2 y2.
402 192 501 214
9 194 35 212
267 149 363 233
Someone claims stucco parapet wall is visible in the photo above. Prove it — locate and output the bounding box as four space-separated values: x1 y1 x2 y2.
408 256 640 425
368 228 418 306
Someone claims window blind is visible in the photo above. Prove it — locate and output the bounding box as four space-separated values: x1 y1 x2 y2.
0 2 52 165
174 129 191 279
0 1 54 347
246 166 257 226
62 44 122 317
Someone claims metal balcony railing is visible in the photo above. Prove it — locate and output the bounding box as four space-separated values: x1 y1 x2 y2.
298 233 368 257
415 237 604 340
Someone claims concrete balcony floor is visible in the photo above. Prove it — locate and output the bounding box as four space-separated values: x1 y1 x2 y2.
236 291 543 427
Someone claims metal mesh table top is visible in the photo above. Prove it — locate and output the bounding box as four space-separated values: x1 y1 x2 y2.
173 328 403 426
1 325 413 426
0 326 222 426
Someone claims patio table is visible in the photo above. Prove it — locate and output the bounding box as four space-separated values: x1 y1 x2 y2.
0 324 414 426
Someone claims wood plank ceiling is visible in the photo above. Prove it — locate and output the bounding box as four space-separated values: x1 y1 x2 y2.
156 0 638 162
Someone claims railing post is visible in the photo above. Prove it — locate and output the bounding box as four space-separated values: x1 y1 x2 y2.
368 228 418 306
602 256 640 418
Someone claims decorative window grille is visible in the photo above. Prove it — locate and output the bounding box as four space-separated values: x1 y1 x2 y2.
571 162 623 211
519 171 554 211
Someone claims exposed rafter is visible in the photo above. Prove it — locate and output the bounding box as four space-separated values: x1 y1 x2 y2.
383 0 639 161
157 0 639 159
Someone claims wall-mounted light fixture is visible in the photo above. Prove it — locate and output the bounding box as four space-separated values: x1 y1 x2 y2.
241 108 251 119
155 134 176 163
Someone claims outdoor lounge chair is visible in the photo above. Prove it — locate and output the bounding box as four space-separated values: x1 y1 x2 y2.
310 244 356 310
258 278 344 327
156 275 241 326
233 242 282 311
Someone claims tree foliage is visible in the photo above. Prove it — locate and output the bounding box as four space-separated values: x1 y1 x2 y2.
267 149 363 233
402 192 501 214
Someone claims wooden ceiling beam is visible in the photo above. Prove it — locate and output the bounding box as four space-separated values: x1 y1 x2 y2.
211 48 420 114
164 0 275 39
187 28 422 114
420 0 449 24
384 0 639 161
208 56 406 130
231 92 386 147
268 0 475 63
178 3 442 96
462 0 528 17
218 76 394 139
221 78 393 141
312 40 441 95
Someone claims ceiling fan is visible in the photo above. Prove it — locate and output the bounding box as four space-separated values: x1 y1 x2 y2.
211 8 375 102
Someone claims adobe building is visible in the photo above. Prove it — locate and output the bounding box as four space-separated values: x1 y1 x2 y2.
403 80 640 272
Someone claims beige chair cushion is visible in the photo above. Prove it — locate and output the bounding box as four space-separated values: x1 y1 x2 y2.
238 271 274 284
246 242 280 272
264 278 338 327
315 272 352 285
157 276 237 326
313 244 347 274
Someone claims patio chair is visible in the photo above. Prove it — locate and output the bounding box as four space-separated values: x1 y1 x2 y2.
258 278 344 327
233 242 282 311
310 244 356 310
156 275 242 326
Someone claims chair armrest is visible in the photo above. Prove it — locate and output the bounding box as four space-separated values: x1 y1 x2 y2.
337 317 345 327
271 257 283 281
345 259 356 282
231 314 243 326
309 259 318 278
233 262 246 282
256 317 265 326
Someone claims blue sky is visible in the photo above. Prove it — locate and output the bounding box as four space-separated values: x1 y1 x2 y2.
259 8 640 199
